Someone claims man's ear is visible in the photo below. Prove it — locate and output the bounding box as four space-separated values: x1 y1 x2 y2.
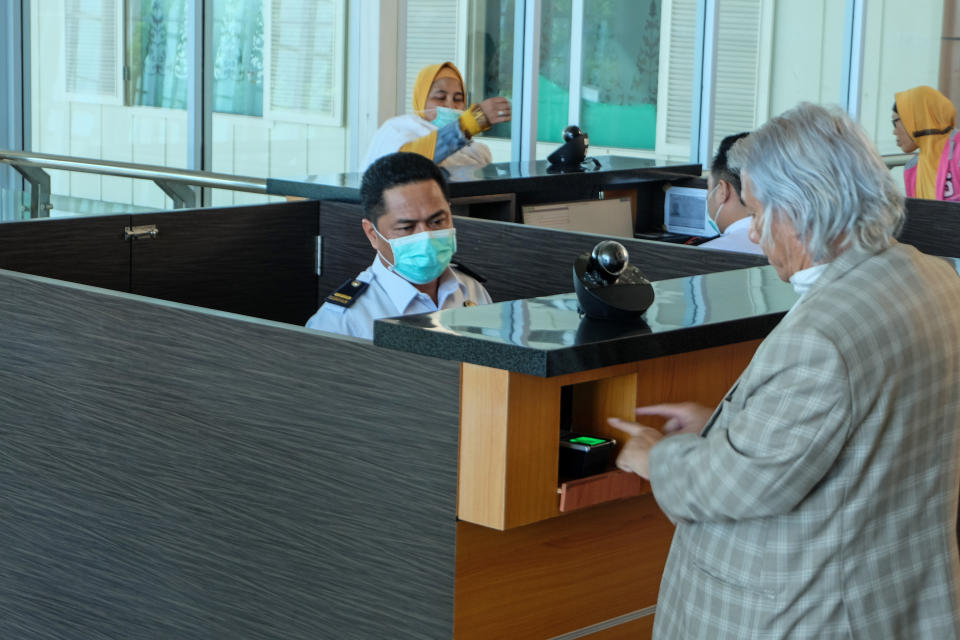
361 218 381 252
717 179 733 203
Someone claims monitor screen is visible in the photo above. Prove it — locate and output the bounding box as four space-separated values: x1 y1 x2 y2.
663 186 709 236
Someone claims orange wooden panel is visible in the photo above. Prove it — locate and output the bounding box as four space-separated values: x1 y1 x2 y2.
634 340 761 425
503 370 564 528
459 365 563 529
454 495 673 640
548 362 639 387
570 372 639 440
637 340 760 406
458 364 511 529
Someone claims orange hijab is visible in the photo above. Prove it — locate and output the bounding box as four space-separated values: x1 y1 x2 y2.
412 62 465 119
895 86 956 199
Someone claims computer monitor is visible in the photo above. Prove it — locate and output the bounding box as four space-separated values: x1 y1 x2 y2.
663 186 710 236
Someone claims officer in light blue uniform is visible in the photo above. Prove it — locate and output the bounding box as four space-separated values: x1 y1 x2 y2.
306 152 491 340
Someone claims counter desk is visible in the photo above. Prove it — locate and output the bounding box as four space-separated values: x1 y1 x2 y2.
374 265 798 638
1 181 956 639
267 155 701 228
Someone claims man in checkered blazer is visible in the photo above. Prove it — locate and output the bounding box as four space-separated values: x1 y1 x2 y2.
612 103 960 639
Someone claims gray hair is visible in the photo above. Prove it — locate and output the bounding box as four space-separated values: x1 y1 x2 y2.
728 102 904 263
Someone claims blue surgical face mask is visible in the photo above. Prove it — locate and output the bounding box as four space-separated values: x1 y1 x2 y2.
373 226 457 285
431 107 463 129
705 184 723 235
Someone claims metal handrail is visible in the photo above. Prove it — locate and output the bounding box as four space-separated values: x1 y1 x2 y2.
0 149 269 217
882 153 914 169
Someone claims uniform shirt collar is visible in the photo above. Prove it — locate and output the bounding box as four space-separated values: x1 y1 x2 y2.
370 256 468 314
722 216 752 236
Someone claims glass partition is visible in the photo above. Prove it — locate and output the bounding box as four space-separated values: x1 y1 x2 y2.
860 0 944 157
30 0 185 214
465 0 516 162
211 0 346 206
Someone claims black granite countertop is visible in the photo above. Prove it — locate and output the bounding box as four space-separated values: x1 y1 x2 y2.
267 155 700 202
373 265 799 377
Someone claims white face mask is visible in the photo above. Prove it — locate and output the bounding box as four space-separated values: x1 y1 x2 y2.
705 184 724 235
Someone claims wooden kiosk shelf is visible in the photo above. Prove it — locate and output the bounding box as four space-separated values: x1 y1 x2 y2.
374 266 798 638
457 342 762 531
558 469 651 512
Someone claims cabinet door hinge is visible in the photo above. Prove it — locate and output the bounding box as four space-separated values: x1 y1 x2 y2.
123 224 159 241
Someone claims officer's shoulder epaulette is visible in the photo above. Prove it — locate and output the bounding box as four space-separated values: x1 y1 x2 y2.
324 278 369 308
450 261 487 284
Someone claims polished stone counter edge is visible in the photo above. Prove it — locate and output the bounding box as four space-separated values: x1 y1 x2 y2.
374 312 785 378
266 160 702 203
267 177 362 202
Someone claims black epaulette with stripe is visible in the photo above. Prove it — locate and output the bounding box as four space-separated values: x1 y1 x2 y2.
325 278 369 308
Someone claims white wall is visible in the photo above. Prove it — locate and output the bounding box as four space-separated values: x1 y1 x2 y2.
767 0 943 157
860 0 943 156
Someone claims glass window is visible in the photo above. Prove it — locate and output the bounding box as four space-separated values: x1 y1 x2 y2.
269 0 342 123
125 0 266 117
578 0 661 151
31 0 183 214
213 0 264 116
212 0 347 205
860 0 944 157
124 0 189 111
400 0 517 163
66 0 121 99
465 0 515 162
534 1 572 159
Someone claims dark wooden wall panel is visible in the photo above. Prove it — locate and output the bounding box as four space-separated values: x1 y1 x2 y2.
900 198 960 257
0 270 459 639
0 215 130 291
318 201 768 303
131 201 320 325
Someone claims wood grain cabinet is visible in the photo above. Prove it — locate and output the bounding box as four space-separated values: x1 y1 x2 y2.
453 341 760 639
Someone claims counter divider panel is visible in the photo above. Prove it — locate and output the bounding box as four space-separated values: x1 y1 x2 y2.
0 268 459 639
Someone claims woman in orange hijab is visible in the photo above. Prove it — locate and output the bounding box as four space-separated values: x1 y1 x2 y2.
362 62 511 170
893 86 960 201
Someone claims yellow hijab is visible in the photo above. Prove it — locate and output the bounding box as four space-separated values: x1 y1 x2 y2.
895 86 956 199
413 62 465 119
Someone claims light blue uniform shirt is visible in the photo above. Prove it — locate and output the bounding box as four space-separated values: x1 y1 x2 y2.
698 217 763 255
305 256 492 340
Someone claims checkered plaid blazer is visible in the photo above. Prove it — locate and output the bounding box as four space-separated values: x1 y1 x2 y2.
649 243 960 639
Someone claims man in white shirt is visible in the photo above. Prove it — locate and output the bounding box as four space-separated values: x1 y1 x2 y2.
699 132 764 255
306 152 491 340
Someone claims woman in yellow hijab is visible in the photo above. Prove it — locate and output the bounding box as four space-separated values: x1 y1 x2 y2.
893 86 960 201
362 62 511 170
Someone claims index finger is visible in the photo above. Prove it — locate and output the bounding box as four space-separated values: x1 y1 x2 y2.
634 403 693 419
607 417 645 437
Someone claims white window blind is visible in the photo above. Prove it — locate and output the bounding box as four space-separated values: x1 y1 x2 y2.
713 0 764 149
403 0 462 113
65 0 118 97
269 0 344 122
